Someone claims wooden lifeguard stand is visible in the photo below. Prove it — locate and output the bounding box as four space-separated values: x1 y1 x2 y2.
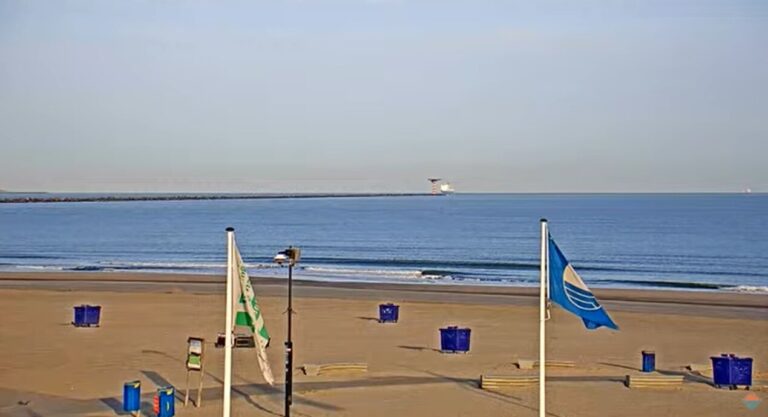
184 337 205 407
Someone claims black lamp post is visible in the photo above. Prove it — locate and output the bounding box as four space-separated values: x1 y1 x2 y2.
273 247 300 417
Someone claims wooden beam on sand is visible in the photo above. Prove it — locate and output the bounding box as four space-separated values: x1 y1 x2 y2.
481 375 539 389
626 374 684 389
302 363 368 376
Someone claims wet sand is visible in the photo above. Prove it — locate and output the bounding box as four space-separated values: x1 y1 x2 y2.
0 272 766 416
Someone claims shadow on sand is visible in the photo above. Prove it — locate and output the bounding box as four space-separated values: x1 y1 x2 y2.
599 361 713 386
397 345 441 353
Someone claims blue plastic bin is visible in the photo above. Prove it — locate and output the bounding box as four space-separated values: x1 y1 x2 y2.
378 303 399 323
440 326 471 353
157 386 175 417
73 305 101 327
641 351 655 373
73 305 87 326
711 354 753 389
712 354 732 387
440 327 457 351
731 357 753 387
85 305 101 326
123 380 141 413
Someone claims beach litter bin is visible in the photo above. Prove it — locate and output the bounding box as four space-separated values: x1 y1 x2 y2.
440 326 471 353
73 305 101 327
73 305 86 326
731 357 753 388
123 380 141 415
157 386 175 417
711 354 753 390
378 303 400 323
84 305 101 326
641 350 655 373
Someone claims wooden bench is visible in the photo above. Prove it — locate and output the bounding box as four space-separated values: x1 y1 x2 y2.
302 363 368 376
480 375 539 389
626 374 684 389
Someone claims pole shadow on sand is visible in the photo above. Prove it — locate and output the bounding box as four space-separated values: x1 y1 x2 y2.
598 362 713 386
397 345 442 353
95 367 343 416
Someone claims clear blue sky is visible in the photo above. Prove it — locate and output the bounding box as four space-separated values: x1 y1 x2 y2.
1 0 766 193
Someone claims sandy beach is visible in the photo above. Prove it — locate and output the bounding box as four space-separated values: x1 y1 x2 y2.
0 272 766 417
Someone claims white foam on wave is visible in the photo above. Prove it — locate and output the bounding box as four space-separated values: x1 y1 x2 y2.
727 285 768 294
103 261 224 269
15 265 65 271
97 261 280 270
301 266 425 278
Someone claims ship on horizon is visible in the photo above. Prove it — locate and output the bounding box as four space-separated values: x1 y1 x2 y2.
440 182 455 195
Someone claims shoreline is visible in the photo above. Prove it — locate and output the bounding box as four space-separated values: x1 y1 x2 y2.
0 272 766 416
1 271 765 320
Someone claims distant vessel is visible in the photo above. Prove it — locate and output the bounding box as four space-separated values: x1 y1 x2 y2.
440 183 455 195
744 188 752 194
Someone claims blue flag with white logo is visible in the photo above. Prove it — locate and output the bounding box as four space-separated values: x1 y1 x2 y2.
548 236 619 330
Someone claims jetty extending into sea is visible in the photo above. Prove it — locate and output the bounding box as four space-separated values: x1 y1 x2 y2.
0 192 436 204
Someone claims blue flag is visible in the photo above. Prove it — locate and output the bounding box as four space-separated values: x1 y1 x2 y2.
548 236 618 330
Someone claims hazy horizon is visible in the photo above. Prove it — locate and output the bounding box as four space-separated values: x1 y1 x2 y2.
1 1 766 194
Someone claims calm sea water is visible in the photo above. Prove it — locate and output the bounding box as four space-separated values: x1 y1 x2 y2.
0 194 766 293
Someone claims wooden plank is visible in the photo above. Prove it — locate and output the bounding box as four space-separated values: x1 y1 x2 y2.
481 375 539 389
303 363 368 376
626 374 684 389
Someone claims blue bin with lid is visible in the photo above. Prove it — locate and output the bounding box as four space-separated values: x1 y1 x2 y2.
73 305 87 326
731 357 753 387
123 380 141 413
73 305 101 327
85 305 101 326
712 354 733 387
157 386 175 417
440 326 471 353
378 303 399 323
641 351 655 373
712 354 753 389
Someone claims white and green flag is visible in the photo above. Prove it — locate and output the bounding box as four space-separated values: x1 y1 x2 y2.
232 243 275 385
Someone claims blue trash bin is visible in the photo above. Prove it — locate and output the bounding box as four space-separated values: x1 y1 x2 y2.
455 328 471 352
440 327 457 352
378 303 399 323
731 357 753 388
73 305 87 326
440 326 471 353
123 380 141 414
711 354 733 388
712 354 753 389
85 305 101 326
157 386 175 417
641 351 655 373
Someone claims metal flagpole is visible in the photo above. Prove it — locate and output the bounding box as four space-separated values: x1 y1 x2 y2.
285 257 293 417
539 219 548 417
223 227 235 417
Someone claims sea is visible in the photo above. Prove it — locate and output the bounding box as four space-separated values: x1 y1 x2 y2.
0 193 766 293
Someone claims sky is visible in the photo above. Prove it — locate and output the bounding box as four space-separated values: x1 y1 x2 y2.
0 0 766 193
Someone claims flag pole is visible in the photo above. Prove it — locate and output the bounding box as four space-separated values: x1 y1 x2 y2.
539 218 548 417
223 227 235 417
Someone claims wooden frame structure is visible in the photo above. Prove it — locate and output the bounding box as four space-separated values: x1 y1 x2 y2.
184 337 205 407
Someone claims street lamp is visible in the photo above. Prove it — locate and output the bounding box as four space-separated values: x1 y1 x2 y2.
273 246 300 417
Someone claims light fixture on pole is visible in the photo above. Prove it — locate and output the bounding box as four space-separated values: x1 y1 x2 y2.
273 246 300 417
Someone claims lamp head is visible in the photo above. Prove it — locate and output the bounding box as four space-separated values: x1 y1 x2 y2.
273 247 301 266
273 253 289 265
